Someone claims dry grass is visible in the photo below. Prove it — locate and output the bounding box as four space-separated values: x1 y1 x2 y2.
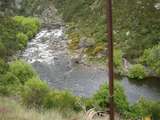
0 97 86 120
0 97 114 120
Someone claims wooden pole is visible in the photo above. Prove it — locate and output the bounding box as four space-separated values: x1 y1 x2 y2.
106 0 114 119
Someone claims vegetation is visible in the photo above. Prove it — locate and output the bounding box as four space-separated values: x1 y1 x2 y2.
141 44 160 76
128 64 146 79
0 0 160 119
0 60 36 96
54 0 160 77
9 60 37 84
13 16 41 39
0 97 85 120
0 59 159 119
113 49 124 75
0 60 81 113
0 14 84 119
54 0 159 56
21 77 49 108
0 16 40 59
0 16 41 96
84 83 160 119
92 83 129 115
16 32 28 49
125 99 160 120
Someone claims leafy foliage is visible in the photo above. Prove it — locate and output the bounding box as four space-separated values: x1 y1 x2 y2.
141 44 160 76
0 42 7 59
21 77 49 108
0 16 40 58
128 64 146 79
0 59 9 74
44 90 81 111
16 32 28 49
9 60 37 84
0 60 37 96
114 49 124 75
13 16 41 38
92 82 129 113
125 99 160 119
0 17 23 57
0 72 20 95
21 77 81 111
54 0 160 61
90 82 160 119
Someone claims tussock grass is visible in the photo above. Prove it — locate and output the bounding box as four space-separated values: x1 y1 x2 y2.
0 97 85 120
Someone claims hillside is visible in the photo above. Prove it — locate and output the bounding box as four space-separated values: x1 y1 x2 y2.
0 0 160 120
53 0 160 77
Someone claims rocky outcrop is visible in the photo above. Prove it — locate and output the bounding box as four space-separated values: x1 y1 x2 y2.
0 0 62 24
79 37 95 48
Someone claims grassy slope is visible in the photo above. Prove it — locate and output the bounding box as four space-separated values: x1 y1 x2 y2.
0 97 85 120
0 97 110 120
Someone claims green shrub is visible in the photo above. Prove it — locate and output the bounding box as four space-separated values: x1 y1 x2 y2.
81 97 94 110
0 42 7 59
141 44 160 76
21 77 49 108
44 90 81 112
114 49 124 75
0 16 40 58
151 102 160 120
125 99 160 119
0 59 9 74
9 60 37 84
128 64 146 79
91 84 160 119
0 72 20 95
92 82 129 113
0 17 22 56
13 16 41 38
16 32 28 49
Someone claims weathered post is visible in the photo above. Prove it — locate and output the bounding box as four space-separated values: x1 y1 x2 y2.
106 0 114 119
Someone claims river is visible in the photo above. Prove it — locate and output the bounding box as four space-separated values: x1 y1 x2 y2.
21 25 160 103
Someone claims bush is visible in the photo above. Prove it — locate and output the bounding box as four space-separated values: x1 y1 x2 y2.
0 72 20 95
0 17 22 56
21 77 49 108
9 60 37 84
141 44 160 76
13 16 41 38
151 102 160 120
114 49 124 75
92 82 129 113
0 16 40 58
44 90 81 112
125 99 160 119
128 64 146 79
90 83 160 119
16 32 28 49
0 42 7 59
0 59 9 74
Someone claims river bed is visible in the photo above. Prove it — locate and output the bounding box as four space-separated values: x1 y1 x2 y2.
21 25 160 103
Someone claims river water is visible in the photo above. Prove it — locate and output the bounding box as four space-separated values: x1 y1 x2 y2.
21 25 160 103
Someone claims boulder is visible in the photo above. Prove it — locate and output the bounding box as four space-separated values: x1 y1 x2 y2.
79 37 95 48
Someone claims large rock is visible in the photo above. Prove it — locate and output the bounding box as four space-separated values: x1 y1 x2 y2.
79 37 95 48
